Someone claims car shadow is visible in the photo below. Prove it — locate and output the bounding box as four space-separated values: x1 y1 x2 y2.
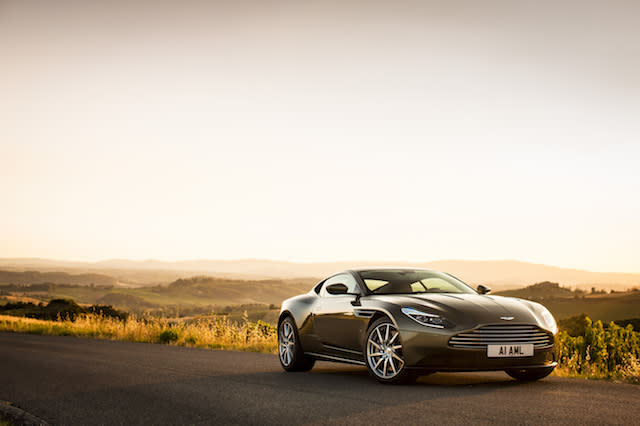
13 356 552 426
309 362 533 387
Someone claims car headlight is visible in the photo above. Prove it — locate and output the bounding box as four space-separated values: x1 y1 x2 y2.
401 307 447 328
538 306 558 334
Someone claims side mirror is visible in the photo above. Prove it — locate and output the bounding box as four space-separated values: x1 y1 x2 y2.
326 283 349 295
477 284 491 295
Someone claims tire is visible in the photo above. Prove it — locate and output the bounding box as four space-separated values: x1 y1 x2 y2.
364 318 415 384
505 365 555 382
278 316 315 372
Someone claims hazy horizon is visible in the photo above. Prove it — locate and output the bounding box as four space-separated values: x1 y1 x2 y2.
2 255 640 275
3 256 640 290
2 0 639 272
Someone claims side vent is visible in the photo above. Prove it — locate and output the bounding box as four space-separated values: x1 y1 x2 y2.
354 309 376 318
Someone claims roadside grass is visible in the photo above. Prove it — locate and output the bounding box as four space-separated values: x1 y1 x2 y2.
554 360 640 384
0 313 277 354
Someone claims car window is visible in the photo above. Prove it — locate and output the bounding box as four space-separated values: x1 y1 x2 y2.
363 279 387 291
320 273 360 297
410 281 425 292
418 277 463 293
360 269 476 294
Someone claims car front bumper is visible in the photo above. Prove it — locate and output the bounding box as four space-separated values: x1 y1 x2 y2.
399 327 557 371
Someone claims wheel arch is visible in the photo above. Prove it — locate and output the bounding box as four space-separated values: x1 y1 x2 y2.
359 308 401 349
367 311 391 330
364 307 400 331
278 310 295 328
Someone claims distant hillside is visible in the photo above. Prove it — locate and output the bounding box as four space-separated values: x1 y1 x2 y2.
96 293 157 309
1 275 316 311
423 260 640 291
158 276 315 305
539 292 640 322
495 282 640 322
89 259 640 291
496 281 579 299
1 258 639 291
4 274 640 323
0 276 316 312
0 270 118 287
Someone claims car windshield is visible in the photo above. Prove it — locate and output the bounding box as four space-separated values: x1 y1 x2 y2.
358 269 476 295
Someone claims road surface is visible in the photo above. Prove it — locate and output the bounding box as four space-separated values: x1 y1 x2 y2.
1 333 638 425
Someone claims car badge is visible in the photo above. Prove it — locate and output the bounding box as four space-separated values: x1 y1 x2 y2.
500 316 515 321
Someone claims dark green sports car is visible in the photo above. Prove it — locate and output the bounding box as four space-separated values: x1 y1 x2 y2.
278 268 558 384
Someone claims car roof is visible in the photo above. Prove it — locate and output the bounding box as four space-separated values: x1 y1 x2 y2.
344 267 439 273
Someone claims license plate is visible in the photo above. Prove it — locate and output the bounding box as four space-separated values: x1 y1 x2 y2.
487 344 533 357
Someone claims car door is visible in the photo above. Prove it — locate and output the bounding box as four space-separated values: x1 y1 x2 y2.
313 273 367 354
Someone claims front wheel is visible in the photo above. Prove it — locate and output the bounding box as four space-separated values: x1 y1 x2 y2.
505 366 555 382
365 318 415 384
278 317 315 372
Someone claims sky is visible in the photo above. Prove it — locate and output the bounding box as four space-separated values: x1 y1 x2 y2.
1 0 639 272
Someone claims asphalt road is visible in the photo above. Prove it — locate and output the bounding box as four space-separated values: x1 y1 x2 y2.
1 333 639 425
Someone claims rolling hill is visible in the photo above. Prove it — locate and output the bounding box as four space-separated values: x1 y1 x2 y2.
0 258 639 291
0 270 118 287
495 282 640 322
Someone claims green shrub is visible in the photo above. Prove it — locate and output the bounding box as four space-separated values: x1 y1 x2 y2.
558 313 590 337
556 315 640 383
0 299 126 321
158 328 180 343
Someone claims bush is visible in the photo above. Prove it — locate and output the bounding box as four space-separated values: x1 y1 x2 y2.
158 329 180 343
558 313 590 337
0 298 127 321
556 315 640 383
44 299 84 320
88 304 128 320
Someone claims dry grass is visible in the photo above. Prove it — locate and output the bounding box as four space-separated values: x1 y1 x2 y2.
554 353 640 384
0 314 277 353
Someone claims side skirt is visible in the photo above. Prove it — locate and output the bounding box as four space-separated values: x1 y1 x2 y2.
305 352 366 366
322 344 363 356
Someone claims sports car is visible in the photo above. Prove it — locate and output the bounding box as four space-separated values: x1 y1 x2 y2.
278 268 558 383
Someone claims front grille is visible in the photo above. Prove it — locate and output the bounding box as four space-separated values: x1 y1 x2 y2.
449 324 553 349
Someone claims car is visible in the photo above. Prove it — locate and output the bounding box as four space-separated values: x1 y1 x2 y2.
278 268 558 384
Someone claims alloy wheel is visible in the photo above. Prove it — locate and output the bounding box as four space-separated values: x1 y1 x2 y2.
366 322 405 379
279 320 296 366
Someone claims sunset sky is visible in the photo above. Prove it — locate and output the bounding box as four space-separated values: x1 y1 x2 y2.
1 0 639 272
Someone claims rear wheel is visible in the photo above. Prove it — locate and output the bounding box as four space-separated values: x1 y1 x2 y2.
278 316 315 372
365 318 415 384
505 366 555 382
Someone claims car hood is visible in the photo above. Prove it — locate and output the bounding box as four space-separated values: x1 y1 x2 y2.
372 293 543 327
